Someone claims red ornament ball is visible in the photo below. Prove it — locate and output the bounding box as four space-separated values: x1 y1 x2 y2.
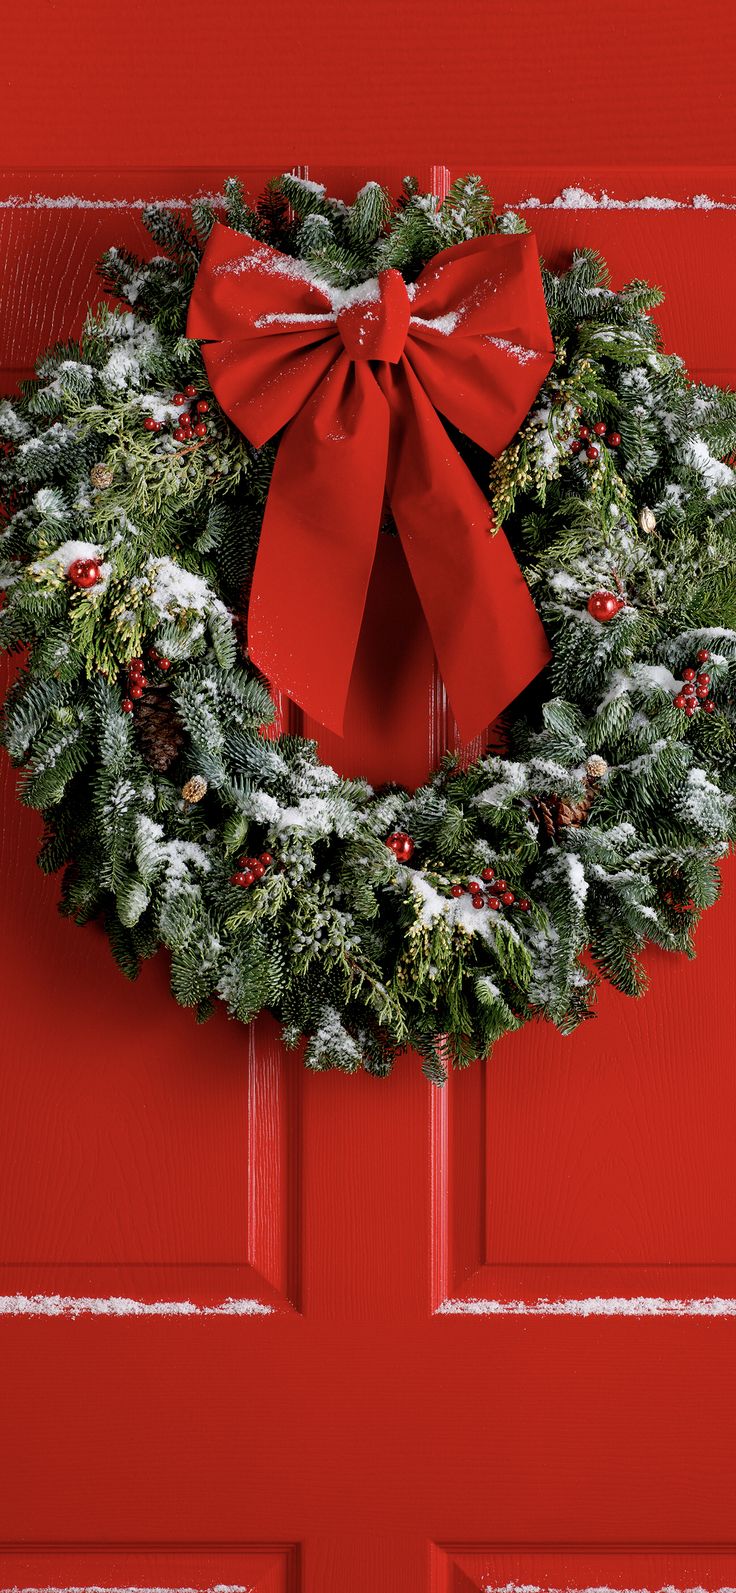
386 831 414 862
587 590 623 623
67 557 101 589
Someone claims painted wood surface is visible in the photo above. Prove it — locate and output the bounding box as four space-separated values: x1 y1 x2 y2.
1 158 735 1593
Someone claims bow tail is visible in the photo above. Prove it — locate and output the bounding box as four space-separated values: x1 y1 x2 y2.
247 358 391 735
379 362 552 743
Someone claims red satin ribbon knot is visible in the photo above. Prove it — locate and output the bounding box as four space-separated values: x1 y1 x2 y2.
187 223 556 740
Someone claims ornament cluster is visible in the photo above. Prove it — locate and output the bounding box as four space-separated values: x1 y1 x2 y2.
673 649 715 716
144 384 210 444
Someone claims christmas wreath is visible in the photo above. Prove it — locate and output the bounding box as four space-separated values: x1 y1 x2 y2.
1 172 735 1082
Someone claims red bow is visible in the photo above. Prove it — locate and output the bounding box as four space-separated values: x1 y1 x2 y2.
187 222 555 740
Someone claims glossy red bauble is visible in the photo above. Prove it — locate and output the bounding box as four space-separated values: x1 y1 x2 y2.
386 831 415 862
67 557 101 589
587 590 623 622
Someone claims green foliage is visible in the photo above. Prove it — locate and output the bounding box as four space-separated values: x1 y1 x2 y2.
1 174 734 1079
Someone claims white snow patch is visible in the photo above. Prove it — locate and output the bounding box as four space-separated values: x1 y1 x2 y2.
0 1294 271 1317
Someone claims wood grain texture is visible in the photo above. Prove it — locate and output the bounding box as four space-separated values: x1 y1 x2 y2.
1 163 735 1588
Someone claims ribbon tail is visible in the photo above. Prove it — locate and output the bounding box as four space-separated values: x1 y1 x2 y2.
247 357 391 735
379 362 551 743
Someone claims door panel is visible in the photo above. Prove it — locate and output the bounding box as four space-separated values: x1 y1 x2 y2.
1 166 735 1592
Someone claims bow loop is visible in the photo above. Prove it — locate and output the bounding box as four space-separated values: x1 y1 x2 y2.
187 215 556 741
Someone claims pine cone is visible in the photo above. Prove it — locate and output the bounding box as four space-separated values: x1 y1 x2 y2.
532 770 600 841
134 686 185 772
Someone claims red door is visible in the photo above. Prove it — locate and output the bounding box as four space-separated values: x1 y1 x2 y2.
2 146 736 1593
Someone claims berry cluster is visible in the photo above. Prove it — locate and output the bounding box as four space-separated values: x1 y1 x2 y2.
230 851 274 888
570 414 621 464
673 649 715 717
67 556 102 589
451 867 530 913
144 384 210 444
121 645 172 713
385 830 415 862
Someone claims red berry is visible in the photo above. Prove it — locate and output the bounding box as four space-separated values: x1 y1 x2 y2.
451 884 464 898
673 693 687 709
587 590 623 622
230 871 249 887
607 431 622 447
172 392 186 405
682 667 696 681
501 890 515 906
586 445 599 461
260 851 273 866
697 649 710 663
144 416 160 431
487 895 501 911
569 439 582 454
703 699 716 714
129 682 144 700
682 684 696 698
471 893 485 909
134 673 148 688
158 657 171 672
697 672 710 687
121 698 133 713
481 867 495 882
196 399 210 413
696 685 710 700
193 422 208 438
129 657 143 673
578 425 590 440
173 428 187 442
468 881 482 895
593 421 607 436
184 384 197 397
684 703 697 717
494 879 507 893
518 898 531 911
252 860 266 879
68 558 101 589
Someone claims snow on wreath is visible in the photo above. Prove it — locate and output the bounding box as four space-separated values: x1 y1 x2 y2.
1 171 735 1083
